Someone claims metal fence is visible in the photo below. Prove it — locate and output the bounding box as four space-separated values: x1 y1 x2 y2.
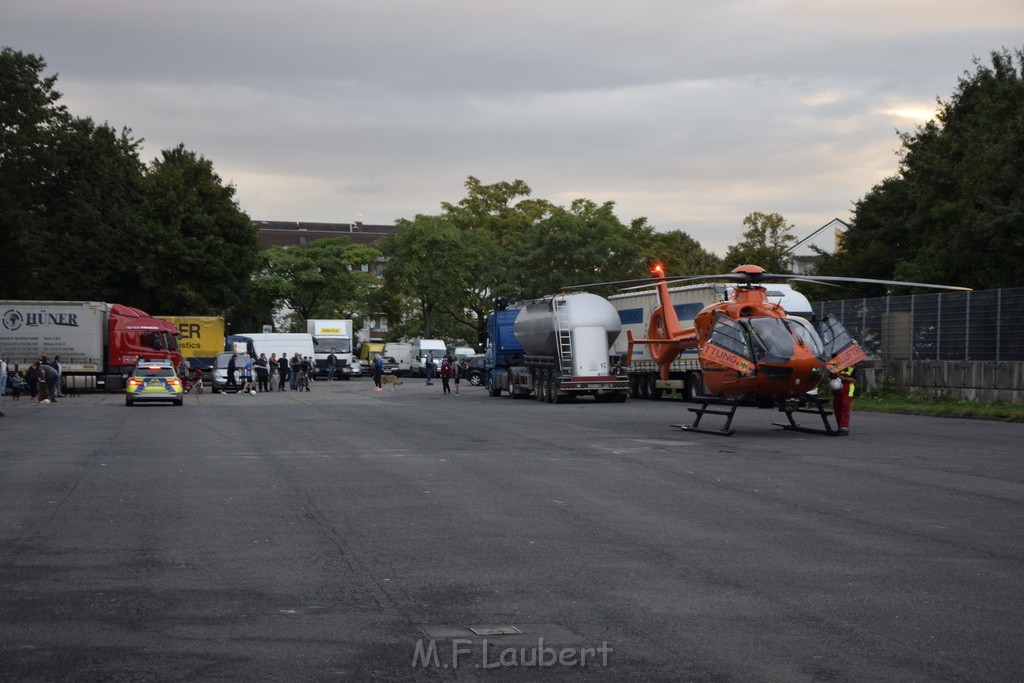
810 288 1024 362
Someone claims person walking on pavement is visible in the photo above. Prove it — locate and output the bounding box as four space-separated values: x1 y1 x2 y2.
372 353 384 391
326 350 337 381
439 356 453 395
830 366 857 436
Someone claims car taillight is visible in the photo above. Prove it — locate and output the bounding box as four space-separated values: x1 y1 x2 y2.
167 378 181 386
127 378 143 387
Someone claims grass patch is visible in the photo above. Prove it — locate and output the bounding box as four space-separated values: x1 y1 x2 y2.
849 377 1024 422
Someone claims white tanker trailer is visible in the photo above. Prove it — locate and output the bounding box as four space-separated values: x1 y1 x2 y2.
486 292 629 403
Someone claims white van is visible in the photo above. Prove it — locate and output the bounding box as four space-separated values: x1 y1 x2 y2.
452 346 476 360
238 333 315 371
409 338 447 377
383 342 414 376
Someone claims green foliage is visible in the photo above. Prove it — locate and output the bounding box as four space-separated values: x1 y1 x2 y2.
518 199 654 298
377 177 695 344
643 229 723 277
1 49 260 318
253 237 380 329
138 144 261 315
813 47 1024 294
856 376 1024 421
723 211 797 273
1 48 72 293
20 117 149 302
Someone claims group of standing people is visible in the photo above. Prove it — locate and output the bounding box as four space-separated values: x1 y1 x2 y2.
438 355 467 396
1 354 62 402
225 352 314 393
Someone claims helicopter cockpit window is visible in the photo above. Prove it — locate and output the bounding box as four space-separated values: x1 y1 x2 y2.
707 313 755 361
786 316 825 357
816 314 857 359
749 317 795 358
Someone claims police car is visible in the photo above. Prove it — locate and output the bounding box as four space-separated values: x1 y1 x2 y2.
125 359 184 406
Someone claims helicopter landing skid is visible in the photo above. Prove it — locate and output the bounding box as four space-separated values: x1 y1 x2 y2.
773 397 837 436
673 399 740 437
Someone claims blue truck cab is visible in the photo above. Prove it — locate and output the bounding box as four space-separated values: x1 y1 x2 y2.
484 307 523 396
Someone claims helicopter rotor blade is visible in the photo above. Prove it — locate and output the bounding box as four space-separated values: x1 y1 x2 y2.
777 274 972 291
565 269 971 293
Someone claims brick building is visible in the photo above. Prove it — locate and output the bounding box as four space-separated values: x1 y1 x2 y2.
255 220 398 250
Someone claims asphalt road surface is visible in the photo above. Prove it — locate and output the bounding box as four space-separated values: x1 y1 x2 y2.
2 380 1022 681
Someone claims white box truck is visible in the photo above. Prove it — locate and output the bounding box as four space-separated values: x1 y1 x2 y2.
305 319 359 379
238 332 315 372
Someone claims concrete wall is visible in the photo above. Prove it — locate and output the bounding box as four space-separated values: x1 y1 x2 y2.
873 360 1024 403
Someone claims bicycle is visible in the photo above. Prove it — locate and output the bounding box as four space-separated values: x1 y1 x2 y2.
184 371 205 396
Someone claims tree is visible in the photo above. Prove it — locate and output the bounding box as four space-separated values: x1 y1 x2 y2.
378 214 480 340
20 118 149 302
253 236 380 329
1 50 264 312
0 48 71 294
519 199 654 297
137 144 262 315
439 176 551 300
643 229 723 277
723 211 797 273
813 47 1024 293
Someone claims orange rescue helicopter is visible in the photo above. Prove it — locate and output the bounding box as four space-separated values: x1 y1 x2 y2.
623 264 969 436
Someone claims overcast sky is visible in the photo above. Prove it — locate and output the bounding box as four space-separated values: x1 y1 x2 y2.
4 1 1022 255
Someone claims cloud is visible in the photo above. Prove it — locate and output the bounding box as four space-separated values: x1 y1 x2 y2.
3 0 1022 255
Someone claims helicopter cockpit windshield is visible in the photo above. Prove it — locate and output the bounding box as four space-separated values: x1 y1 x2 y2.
786 316 826 358
749 317 795 359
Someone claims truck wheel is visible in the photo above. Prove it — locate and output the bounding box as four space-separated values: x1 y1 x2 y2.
487 374 502 397
629 375 640 399
536 371 548 402
638 374 650 400
547 373 558 404
685 371 705 402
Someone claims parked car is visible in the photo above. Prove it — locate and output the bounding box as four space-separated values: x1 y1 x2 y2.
379 356 401 375
211 351 253 393
464 355 485 386
365 355 401 376
125 359 184 406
